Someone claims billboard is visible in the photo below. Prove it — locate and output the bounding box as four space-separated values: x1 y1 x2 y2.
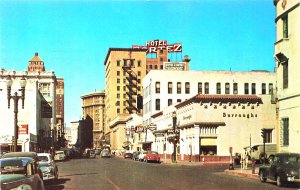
132 40 182 54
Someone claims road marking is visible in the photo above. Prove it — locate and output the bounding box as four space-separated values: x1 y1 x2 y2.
106 177 121 190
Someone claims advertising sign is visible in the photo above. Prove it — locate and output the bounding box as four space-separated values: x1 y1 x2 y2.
132 39 182 54
164 62 186 71
19 124 28 135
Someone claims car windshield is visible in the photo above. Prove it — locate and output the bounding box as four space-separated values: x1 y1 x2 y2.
56 152 64 155
0 159 27 174
38 156 49 162
150 151 158 154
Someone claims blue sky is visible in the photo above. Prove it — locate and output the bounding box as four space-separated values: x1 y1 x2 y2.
0 0 276 126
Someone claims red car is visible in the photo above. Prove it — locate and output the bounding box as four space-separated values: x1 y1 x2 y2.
144 151 160 163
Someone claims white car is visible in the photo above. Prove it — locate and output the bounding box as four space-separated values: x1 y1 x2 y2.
137 151 147 161
37 153 58 181
54 151 66 161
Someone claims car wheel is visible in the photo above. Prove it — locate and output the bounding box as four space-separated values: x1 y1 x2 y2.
276 176 284 187
259 171 266 183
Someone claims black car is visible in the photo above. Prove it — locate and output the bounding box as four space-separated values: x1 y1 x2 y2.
132 151 140 161
259 153 300 187
124 153 133 159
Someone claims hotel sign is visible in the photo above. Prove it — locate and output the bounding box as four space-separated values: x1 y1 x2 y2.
164 62 186 71
132 40 182 54
19 124 28 135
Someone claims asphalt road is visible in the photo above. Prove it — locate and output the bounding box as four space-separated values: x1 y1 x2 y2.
44 157 300 190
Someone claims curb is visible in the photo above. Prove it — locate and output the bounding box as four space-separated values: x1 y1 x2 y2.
224 169 259 180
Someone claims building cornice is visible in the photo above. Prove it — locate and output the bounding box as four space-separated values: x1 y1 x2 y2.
104 48 147 66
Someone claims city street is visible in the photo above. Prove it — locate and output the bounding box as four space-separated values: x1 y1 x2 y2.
44 157 299 190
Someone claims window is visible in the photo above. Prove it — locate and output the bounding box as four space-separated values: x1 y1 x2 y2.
185 82 190 94
123 101 126 106
117 71 120 76
160 65 163 69
123 86 126 91
123 94 126 98
168 82 173 94
216 83 221 94
155 82 160 93
177 99 181 102
138 71 141 76
233 83 238 95
283 62 288 89
251 83 256 94
155 99 160 110
117 78 120 83
117 60 120 66
244 83 249 94
168 99 172 106
269 83 273 94
154 65 158 69
160 50 163 54
116 101 120 106
117 94 120 98
265 129 272 143
137 60 141 67
177 82 181 94
198 82 203 94
117 108 120 114
130 59 134 67
283 15 288 38
150 65 153 69
262 83 266 94
282 118 289 146
160 58 163 62
225 83 230 94
117 86 120 91
204 82 209 94
123 59 127 66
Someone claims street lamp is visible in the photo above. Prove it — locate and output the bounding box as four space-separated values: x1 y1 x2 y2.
6 75 27 152
172 111 177 163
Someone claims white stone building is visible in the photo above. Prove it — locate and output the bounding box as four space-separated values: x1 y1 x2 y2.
0 70 53 152
273 0 300 153
142 70 277 160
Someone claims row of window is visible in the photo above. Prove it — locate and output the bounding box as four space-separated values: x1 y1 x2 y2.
116 59 142 67
155 82 274 95
116 86 141 91
147 64 164 70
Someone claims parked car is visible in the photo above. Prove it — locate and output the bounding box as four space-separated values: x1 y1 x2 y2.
0 157 45 190
248 143 277 163
124 152 133 159
132 151 140 161
137 151 147 161
54 151 66 161
259 153 300 187
1 152 42 179
100 149 111 158
89 150 96 158
144 151 160 163
37 153 58 181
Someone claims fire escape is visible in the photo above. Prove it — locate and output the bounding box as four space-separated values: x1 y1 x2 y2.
122 59 138 114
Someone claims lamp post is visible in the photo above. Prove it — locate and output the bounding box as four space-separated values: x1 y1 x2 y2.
172 111 177 163
6 75 27 152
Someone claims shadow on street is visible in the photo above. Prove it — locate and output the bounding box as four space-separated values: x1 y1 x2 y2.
44 178 70 190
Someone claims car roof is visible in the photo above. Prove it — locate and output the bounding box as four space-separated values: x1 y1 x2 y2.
0 157 33 165
2 152 38 159
276 153 300 157
37 153 51 156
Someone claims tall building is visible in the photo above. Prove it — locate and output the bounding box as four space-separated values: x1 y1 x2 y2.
104 48 147 151
81 91 105 148
273 0 300 153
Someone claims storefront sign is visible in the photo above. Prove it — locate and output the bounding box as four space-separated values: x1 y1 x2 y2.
132 39 182 54
19 124 28 135
223 113 257 118
135 126 144 133
164 62 186 71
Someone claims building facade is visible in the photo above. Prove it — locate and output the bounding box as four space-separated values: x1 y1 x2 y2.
0 70 52 152
274 0 300 153
104 48 147 151
81 91 105 148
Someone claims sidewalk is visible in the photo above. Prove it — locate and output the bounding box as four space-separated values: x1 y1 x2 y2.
224 167 259 180
160 158 230 167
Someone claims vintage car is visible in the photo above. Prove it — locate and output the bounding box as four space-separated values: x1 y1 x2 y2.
259 153 300 187
54 150 67 161
137 151 147 162
0 157 45 190
123 152 133 159
144 151 160 163
100 149 111 158
37 153 58 181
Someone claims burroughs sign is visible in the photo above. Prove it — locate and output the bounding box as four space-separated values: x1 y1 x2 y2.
132 40 182 54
